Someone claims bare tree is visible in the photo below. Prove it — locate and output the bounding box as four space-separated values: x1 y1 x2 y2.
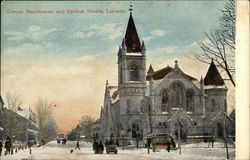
5 92 23 111
196 0 235 86
79 115 95 141
35 98 57 143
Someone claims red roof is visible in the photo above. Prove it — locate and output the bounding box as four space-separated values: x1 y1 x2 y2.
146 66 197 81
204 60 225 86
124 14 141 53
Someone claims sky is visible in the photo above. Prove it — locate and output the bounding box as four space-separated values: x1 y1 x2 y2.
1 1 234 134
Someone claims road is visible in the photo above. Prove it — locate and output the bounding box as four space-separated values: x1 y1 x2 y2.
0 141 235 160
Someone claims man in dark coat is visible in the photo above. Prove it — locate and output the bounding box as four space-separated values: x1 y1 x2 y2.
171 137 176 148
0 140 2 156
5 137 11 154
166 140 171 152
93 141 98 153
98 141 104 154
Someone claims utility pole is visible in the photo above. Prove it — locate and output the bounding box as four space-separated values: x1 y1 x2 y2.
147 136 150 154
178 119 181 155
211 124 214 148
136 133 139 149
122 135 124 150
224 119 229 159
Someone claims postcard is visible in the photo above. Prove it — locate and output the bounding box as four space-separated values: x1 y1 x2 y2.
0 1 249 160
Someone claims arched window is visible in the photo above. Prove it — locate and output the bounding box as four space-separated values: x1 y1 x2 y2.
211 99 216 112
130 64 139 81
172 83 182 108
186 90 194 112
162 90 168 112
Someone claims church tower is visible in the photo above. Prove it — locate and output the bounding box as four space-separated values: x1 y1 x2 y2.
117 8 147 117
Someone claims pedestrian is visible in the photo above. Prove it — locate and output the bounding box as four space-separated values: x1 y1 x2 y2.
0 140 2 156
171 137 176 148
98 141 104 154
5 136 11 155
75 140 80 150
41 139 45 148
93 141 98 153
166 140 171 152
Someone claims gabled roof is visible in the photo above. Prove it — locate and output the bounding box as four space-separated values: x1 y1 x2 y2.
204 60 225 86
124 14 141 53
146 65 197 81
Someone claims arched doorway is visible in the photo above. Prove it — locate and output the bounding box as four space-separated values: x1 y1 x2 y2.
217 122 224 137
132 123 143 140
173 120 189 142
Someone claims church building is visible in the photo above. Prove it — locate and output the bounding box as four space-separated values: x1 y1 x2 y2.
99 8 231 143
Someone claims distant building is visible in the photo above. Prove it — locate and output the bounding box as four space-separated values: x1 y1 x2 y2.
99 9 234 143
1 104 39 143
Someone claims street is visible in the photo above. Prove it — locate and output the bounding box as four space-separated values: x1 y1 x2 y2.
0 141 235 160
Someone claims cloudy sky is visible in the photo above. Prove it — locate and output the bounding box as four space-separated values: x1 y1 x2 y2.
1 1 232 134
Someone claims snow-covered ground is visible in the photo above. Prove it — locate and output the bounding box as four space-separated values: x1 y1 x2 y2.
0 141 235 160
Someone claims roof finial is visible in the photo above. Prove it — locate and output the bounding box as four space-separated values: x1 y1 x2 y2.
129 2 133 15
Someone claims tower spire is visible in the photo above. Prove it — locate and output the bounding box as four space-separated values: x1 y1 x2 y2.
129 2 133 15
124 3 141 53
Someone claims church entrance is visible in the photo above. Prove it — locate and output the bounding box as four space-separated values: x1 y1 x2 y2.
174 121 188 141
217 122 224 137
132 123 143 140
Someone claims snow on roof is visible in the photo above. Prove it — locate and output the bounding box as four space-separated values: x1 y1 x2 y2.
126 52 142 56
16 109 29 119
111 90 119 104
108 86 119 104
204 85 227 89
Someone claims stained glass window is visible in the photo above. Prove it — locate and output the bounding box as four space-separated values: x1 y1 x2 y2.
186 91 194 112
172 83 182 107
162 90 168 112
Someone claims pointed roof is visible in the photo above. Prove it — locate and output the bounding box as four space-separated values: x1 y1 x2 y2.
204 60 225 86
124 14 141 53
147 64 154 74
141 40 146 50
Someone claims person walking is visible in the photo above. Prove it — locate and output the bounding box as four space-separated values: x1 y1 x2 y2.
93 140 98 153
0 140 2 156
166 140 171 152
75 140 80 150
5 137 11 155
171 137 176 148
41 139 45 148
98 141 104 154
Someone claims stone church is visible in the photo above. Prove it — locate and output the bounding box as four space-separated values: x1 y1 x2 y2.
99 10 231 143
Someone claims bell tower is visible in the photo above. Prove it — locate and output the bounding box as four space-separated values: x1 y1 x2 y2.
117 5 147 115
